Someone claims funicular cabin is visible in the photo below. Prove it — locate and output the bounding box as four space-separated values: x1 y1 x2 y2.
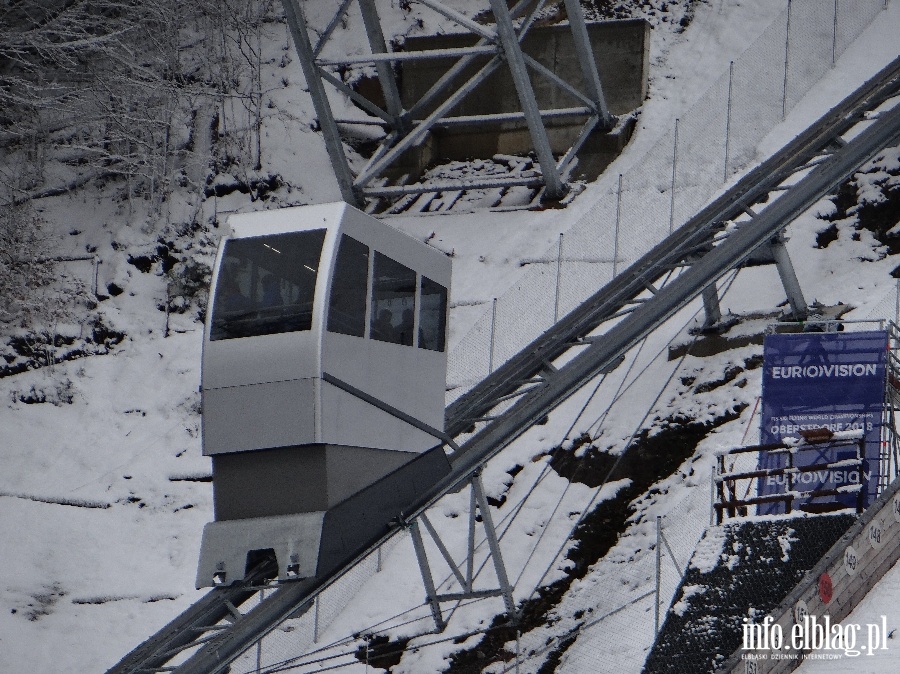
196 202 451 587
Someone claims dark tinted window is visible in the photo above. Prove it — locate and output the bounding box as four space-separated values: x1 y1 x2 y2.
327 234 369 338
419 276 447 352
210 229 325 341
370 251 416 346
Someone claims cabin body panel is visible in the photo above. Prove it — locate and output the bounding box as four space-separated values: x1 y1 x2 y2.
212 444 418 521
196 202 452 588
203 377 317 455
202 330 321 391
320 332 445 451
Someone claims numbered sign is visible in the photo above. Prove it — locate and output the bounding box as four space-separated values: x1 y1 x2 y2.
844 545 859 576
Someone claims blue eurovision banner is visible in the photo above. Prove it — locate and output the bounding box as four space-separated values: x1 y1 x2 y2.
758 330 887 513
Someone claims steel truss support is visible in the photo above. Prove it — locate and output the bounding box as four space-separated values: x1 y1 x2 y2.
409 472 518 632
282 0 359 205
487 0 565 199
280 0 615 208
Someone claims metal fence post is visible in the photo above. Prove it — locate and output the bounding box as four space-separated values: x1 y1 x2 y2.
613 174 623 277
313 594 320 643
894 278 900 325
554 233 564 323
654 515 662 635
724 61 734 182
782 0 793 120
669 119 679 233
489 298 497 374
255 589 265 673
831 0 839 67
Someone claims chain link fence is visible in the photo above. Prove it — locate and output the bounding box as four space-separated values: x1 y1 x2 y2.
221 2 890 671
518 481 713 674
447 0 889 402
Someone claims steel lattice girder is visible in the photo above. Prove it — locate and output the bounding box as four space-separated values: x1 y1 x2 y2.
280 0 615 207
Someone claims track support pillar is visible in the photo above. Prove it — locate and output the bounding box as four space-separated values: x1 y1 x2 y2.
770 234 809 321
409 473 518 633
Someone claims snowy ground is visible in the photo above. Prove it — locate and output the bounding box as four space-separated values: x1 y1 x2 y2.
1 1 899 672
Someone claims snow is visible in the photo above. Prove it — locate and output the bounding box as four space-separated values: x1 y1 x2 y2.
672 584 707 617
690 526 727 574
1 0 899 672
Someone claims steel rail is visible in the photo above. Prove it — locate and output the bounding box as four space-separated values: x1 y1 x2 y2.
444 56 900 441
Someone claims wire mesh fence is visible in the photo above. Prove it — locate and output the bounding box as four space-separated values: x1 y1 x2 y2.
224 2 890 671
498 477 713 674
445 0 889 398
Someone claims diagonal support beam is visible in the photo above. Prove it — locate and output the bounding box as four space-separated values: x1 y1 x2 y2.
354 57 505 188
769 234 809 321
488 0 566 199
416 0 498 41
562 0 613 127
282 0 360 206
312 0 355 57
358 0 409 132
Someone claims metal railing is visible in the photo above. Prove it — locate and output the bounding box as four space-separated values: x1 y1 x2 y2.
714 436 866 524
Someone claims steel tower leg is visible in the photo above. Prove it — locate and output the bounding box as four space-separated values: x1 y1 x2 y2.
471 472 519 621
701 283 722 329
409 475 518 632
282 0 361 206
488 0 567 199
409 519 447 632
562 0 613 128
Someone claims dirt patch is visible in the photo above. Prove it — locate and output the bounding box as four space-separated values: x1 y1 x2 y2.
441 408 744 674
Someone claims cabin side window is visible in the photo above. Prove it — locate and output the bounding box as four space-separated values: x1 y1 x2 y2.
327 235 369 338
419 276 447 353
370 251 416 346
210 229 325 341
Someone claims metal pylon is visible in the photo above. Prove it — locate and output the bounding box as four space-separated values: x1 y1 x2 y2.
409 471 518 632
280 0 614 209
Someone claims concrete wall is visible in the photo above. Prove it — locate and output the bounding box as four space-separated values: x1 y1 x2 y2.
386 18 649 176
401 19 649 119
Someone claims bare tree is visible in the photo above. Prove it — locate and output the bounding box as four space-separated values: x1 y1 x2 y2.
0 203 70 326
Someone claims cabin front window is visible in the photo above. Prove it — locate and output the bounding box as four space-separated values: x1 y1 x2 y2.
210 229 326 341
